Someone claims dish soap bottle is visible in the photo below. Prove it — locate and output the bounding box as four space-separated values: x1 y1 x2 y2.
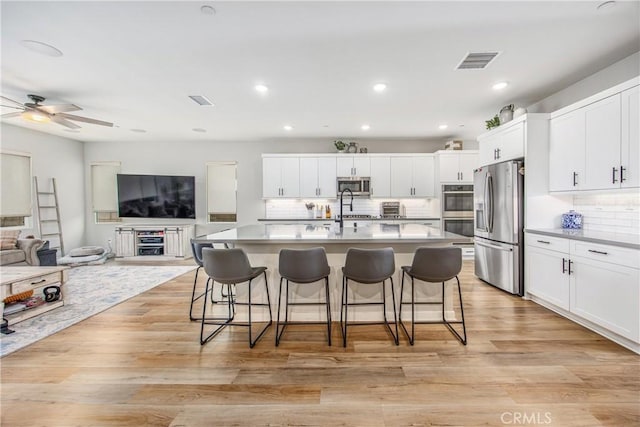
326 205 331 219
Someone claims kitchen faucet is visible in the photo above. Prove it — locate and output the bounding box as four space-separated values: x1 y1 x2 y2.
338 188 354 229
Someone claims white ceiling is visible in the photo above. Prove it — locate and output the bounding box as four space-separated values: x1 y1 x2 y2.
1 1 639 144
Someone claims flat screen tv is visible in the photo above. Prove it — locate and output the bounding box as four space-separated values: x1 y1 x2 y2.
117 174 195 219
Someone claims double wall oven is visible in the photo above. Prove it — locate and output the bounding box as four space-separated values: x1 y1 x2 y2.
441 184 474 237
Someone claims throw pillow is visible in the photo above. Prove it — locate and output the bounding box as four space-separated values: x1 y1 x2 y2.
0 230 20 250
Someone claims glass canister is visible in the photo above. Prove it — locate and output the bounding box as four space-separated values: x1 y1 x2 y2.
561 210 583 229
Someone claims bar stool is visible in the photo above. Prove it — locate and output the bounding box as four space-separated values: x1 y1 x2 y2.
189 240 213 321
340 247 398 347
399 246 467 345
200 248 272 348
276 247 332 346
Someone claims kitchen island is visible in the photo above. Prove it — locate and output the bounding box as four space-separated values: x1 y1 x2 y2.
194 223 469 321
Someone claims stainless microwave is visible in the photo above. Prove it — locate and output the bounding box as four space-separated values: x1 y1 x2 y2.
337 177 370 196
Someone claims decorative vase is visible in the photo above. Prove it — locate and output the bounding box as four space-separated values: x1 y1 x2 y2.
561 210 583 229
499 104 514 124
347 142 358 153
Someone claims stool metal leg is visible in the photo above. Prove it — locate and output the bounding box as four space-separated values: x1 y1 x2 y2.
248 271 273 348
199 277 234 345
442 276 467 345
341 276 348 347
325 277 332 346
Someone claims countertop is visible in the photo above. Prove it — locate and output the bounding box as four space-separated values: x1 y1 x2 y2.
525 228 640 250
195 223 467 245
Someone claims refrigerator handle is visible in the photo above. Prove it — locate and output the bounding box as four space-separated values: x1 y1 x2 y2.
482 172 490 232
487 173 494 233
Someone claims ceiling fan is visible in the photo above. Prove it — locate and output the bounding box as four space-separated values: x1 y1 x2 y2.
0 94 113 129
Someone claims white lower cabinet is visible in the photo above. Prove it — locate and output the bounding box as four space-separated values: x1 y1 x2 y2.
525 233 640 350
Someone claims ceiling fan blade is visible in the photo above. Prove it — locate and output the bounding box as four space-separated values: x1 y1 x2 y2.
39 104 81 114
57 113 113 127
0 104 24 110
51 115 81 129
1 112 22 119
0 96 24 107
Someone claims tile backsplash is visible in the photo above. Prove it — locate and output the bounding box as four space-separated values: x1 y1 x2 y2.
572 192 640 235
265 198 440 219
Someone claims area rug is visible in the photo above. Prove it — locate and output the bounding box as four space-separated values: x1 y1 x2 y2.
0 264 195 357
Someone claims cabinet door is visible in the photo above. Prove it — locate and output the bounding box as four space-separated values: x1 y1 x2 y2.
458 152 478 183
497 122 525 162
412 156 435 197
525 246 570 310
438 153 460 182
390 157 413 197
621 86 639 188
549 110 585 191
353 157 370 177
164 228 181 257
317 157 337 197
280 158 300 197
370 156 390 197
299 157 320 197
262 157 283 198
115 229 135 257
584 94 621 190
479 134 500 166
570 256 639 342
336 157 354 176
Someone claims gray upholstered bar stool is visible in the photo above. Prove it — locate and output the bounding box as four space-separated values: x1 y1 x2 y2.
340 247 399 347
399 246 467 345
200 247 272 348
276 247 332 346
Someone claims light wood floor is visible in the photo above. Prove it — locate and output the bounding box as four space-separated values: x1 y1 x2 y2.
1 261 638 426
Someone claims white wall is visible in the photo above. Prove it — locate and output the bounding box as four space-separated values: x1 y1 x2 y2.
0 124 85 252
528 51 639 113
83 138 467 245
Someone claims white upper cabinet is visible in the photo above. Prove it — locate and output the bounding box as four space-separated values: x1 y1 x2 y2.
584 94 621 190
390 155 435 197
299 157 337 198
437 151 478 183
549 78 639 192
262 156 300 198
549 108 586 191
337 156 370 177
478 120 525 166
369 156 391 198
621 85 639 188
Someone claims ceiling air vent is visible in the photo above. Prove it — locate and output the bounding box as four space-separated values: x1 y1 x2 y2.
188 95 214 106
456 52 500 70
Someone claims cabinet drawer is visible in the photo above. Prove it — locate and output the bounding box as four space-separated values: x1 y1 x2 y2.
571 241 640 269
525 234 570 253
11 273 62 295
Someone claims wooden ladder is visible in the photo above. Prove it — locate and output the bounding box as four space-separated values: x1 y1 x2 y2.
34 177 64 256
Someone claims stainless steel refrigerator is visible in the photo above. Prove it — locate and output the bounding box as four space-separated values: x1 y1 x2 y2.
473 160 524 295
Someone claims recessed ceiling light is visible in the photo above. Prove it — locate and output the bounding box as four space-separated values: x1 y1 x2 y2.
283 125 293 131
200 5 216 15
373 83 387 92
130 128 147 133
361 124 370 131
20 40 63 57
438 124 448 130
192 128 207 133
597 1 616 10
492 81 509 90
255 84 269 93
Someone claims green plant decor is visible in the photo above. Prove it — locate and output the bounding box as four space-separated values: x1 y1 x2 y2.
334 140 346 151
485 115 500 130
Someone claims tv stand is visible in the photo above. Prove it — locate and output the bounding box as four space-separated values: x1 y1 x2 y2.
115 225 194 259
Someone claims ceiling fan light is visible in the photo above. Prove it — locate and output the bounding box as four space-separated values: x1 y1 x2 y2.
21 110 51 123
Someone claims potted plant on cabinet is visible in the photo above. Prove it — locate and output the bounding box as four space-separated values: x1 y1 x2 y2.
334 140 346 153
